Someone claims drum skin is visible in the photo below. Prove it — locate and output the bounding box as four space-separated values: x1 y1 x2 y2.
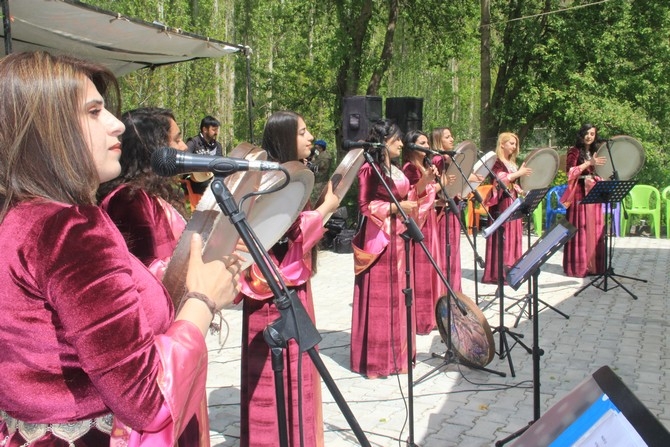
467 151 497 196
594 135 644 181
161 145 313 310
435 291 495 367
519 147 559 192
442 140 478 199
314 148 365 224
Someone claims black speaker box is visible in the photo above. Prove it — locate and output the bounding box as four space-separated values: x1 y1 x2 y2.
385 97 424 133
342 96 383 142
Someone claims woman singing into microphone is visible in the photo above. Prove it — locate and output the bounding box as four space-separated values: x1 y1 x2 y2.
402 130 441 334
429 127 462 296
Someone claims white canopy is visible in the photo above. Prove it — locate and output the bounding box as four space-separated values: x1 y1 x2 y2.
1 0 246 76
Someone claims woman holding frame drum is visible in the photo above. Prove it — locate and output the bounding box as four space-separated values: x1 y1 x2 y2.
561 123 607 277
401 130 440 335
482 132 532 284
237 110 340 447
429 127 463 295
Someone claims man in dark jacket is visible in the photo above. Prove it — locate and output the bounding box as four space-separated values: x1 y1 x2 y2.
186 115 223 156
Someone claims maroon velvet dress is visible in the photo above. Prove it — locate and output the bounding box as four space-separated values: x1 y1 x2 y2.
562 146 605 277
402 161 441 335
433 156 463 296
238 211 325 447
100 184 186 273
351 163 416 378
0 201 206 445
482 160 524 284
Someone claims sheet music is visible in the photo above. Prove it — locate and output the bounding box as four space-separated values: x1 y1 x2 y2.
482 198 522 238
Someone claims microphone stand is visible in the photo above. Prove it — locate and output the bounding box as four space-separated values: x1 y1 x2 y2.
466 152 506 309
416 155 504 384
481 171 531 377
438 153 486 274
360 149 489 446
208 176 371 447
443 152 489 304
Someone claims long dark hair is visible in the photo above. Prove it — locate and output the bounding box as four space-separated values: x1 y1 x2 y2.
575 123 598 153
402 129 428 164
97 107 186 216
367 119 403 166
261 110 301 163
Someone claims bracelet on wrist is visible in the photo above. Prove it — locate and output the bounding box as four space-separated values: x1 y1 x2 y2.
185 291 219 317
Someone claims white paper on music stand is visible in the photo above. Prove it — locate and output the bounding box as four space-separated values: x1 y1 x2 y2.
482 198 522 239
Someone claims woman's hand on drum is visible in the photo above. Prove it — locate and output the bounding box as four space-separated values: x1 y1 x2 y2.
316 181 340 219
468 173 485 182
592 155 607 167
515 163 532 179
445 174 457 185
416 165 439 195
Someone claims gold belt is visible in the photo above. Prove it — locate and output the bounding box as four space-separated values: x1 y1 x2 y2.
0 410 113 445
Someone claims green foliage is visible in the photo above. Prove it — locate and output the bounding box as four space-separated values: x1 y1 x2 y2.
77 0 670 192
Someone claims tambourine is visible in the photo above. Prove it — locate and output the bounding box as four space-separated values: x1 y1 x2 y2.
314 148 365 223
594 135 644 181
162 143 266 309
435 292 495 367
442 140 478 199
519 147 559 191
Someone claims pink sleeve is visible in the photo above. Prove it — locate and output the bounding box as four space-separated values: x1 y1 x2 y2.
414 183 436 228
111 320 209 446
238 210 324 300
358 165 392 227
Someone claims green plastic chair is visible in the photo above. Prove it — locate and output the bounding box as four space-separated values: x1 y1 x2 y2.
663 186 670 238
532 200 543 235
620 184 661 238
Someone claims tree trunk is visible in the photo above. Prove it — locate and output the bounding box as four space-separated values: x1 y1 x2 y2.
367 0 399 95
480 0 494 151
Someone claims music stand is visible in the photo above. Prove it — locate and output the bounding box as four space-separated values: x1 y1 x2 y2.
483 198 531 377
505 188 569 326
573 179 644 299
496 220 577 446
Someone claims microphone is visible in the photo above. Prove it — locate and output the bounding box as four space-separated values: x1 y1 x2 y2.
407 144 438 156
408 143 458 157
151 147 282 177
435 149 459 157
342 140 385 150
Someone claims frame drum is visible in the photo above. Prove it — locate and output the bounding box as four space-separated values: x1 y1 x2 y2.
435 291 495 367
594 135 645 181
443 140 478 198
162 143 266 308
519 147 559 191
314 148 365 224
466 151 497 195
240 161 314 269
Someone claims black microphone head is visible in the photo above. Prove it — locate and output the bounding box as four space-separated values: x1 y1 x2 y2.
151 147 180 177
408 143 434 155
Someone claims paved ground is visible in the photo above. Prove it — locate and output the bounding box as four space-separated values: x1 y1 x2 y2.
204 232 670 446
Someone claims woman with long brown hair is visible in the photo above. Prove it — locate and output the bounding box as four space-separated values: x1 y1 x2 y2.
0 51 240 446
238 110 339 446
